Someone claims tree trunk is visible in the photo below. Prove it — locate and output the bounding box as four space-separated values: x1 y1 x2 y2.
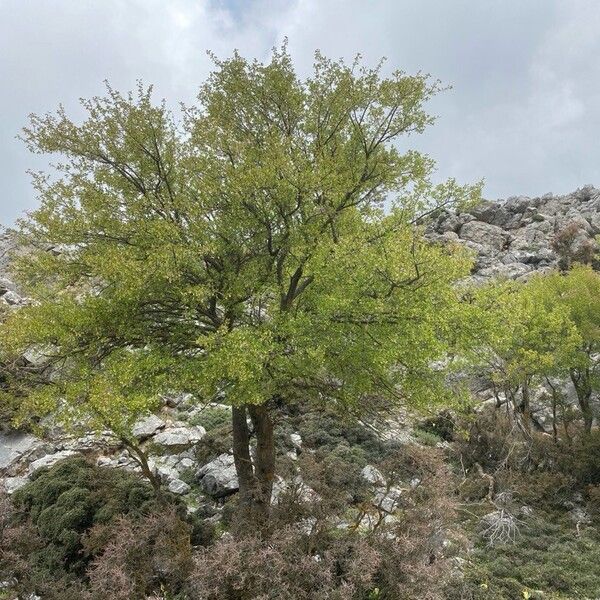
570 368 594 434
248 404 275 514
231 403 275 530
231 405 256 505
122 437 162 494
520 379 531 430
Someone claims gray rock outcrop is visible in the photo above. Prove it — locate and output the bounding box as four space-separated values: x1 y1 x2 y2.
427 185 600 282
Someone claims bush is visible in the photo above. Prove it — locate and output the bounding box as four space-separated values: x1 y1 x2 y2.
84 509 193 600
190 405 231 432
1 457 192 599
413 427 443 447
418 410 455 441
186 523 454 600
459 515 600 599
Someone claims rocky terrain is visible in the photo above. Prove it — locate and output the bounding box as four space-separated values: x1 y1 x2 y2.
427 184 599 281
1 185 599 521
1 188 599 600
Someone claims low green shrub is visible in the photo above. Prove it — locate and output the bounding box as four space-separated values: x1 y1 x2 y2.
2 457 192 599
412 427 443 447
190 405 231 432
459 515 600 599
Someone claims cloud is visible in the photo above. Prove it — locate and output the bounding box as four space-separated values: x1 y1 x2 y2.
1 0 599 223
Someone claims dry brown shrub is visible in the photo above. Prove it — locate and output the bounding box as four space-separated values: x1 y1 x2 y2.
551 221 596 270
188 444 459 600
186 527 371 600
83 508 193 600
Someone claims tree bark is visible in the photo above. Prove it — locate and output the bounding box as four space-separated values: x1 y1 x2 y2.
231 403 276 530
121 437 162 494
570 368 594 434
248 403 275 516
231 405 255 506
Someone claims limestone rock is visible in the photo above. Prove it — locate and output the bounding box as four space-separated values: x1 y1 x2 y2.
132 414 166 440
3 476 28 494
168 478 191 495
153 425 206 449
196 453 238 497
459 220 509 252
28 450 77 474
0 432 42 472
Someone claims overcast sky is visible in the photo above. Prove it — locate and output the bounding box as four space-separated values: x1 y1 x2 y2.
1 0 599 224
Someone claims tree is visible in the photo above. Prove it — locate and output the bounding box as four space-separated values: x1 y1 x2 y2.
472 267 600 437
470 277 580 436
534 266 600 433
1 46 479 526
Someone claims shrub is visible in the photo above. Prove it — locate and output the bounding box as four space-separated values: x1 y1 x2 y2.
459 516 600 599
84 509 193 600
2 457 191 599
190 405 231 432
413 427 443 447
418 410 455 441
551 222 596 270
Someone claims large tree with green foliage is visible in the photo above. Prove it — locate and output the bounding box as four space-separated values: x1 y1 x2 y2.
1 46 479 523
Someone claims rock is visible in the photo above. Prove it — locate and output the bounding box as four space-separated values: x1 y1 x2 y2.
168 478 191 495
162 392 194 408
361 464 385 486
153 425 206 449
373 486 402 513
290 433 302 450
459 221 509 252
132 414 166 439
271 475 320 505
477 263 532 280
3 476 28 494
58 431 121 452
0 277 17 294
27 450 77 474
1 290 22 305
0 432 41 472
196 453 238 497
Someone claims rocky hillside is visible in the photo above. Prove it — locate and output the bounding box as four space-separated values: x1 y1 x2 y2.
2 186 599 497
1 189 599 599
427 184 599 281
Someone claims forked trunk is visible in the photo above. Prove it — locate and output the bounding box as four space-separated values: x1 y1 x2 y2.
231 403 275 529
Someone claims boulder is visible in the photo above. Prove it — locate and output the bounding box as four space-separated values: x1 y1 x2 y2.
27 450 77 474
3 476 28 494
168 478 191 495
132 414 166 440
196 453 238 497
0 277 17 295
459 220 509 252
361 464 385 486
153 425 206 449
1 290 22 305
0 432 41 472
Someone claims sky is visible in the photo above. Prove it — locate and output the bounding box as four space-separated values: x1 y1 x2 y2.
1 0 600 224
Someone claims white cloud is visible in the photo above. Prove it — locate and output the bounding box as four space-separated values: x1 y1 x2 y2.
1 0 599 222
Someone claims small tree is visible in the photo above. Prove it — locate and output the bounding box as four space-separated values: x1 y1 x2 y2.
536 266 600 433
473 267 600 437
471 278 579 436
1 46 479 525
